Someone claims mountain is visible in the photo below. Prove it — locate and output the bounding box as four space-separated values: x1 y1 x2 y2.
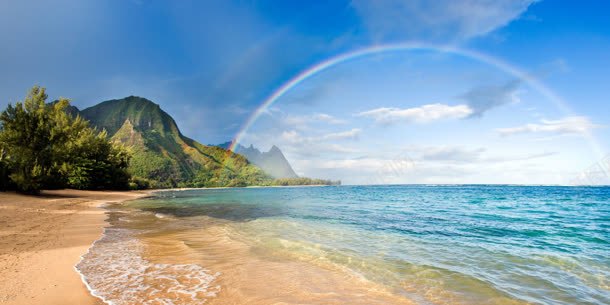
217 143 298 178
76 96 270 188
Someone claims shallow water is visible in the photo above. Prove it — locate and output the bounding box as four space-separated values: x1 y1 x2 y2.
77 185 610 305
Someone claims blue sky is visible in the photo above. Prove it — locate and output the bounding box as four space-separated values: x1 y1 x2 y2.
1 0 609 184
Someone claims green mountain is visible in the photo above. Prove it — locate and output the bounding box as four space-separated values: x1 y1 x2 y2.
77 96 269 188
217 142 298 179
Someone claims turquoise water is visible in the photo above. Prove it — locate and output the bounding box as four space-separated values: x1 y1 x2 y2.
82 185 610 304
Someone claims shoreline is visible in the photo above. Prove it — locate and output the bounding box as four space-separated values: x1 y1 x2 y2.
0 189 149 305
152 184 333 193
76 192 418 305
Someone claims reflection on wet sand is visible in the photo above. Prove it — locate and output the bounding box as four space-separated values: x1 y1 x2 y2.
139 215 416 305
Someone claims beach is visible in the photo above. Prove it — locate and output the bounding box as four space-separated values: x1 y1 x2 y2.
0 189 148 305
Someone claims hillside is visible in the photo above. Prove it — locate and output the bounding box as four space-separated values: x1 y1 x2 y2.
218 143 298 178
78 96 269 188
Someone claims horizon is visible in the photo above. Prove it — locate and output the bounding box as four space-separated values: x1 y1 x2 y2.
1 1 609 185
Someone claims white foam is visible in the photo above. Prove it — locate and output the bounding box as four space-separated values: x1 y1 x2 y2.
155 213 170 219
75 227 220 305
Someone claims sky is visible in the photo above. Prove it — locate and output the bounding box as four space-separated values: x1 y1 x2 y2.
1 0 609 185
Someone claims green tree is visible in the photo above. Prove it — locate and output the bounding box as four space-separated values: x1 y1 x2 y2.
58 128 131 190
0 87 56 192
0 86 131 193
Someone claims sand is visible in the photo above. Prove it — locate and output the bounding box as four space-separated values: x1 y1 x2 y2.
0 189 148 305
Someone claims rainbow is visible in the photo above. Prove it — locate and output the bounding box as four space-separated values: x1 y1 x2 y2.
228 42 603 159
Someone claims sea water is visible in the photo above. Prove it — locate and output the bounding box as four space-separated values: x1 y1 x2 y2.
77 185 610 305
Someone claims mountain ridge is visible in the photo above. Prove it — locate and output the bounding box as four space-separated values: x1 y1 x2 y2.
217 142 298 179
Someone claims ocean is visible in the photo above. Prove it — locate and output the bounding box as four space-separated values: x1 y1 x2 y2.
77 185 610 305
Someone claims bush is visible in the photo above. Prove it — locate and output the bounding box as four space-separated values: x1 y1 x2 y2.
129 176 151 190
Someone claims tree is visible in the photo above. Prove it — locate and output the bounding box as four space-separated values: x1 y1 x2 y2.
0 87 55 192
58 128 131 190
0 86 131 193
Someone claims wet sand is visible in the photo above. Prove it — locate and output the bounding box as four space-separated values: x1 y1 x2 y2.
0 189 148 305
134 216 418 305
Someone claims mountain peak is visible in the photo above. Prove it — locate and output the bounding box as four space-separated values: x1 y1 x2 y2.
80 96 179 136
269 145 281 153
123 95 158 106
221 143 297 179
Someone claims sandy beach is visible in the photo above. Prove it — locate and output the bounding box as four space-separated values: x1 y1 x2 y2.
0 189 148 305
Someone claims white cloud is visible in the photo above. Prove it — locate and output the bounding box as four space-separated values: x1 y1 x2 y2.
496 116 602 137
351 0 536 42
277 129 362 157
320 128 361 140
313 113 346 124
405 145 556 164
287 143 360 157
356 103 472 124
284 113 346 126
267 110 348 131
421 146 486 162
280 128 360 143
280 130 302 143
295 157 415 175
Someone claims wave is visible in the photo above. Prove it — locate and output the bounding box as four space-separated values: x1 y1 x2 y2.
75 226 220 305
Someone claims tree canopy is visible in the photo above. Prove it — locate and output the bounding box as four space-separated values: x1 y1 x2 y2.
0 86 130 193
